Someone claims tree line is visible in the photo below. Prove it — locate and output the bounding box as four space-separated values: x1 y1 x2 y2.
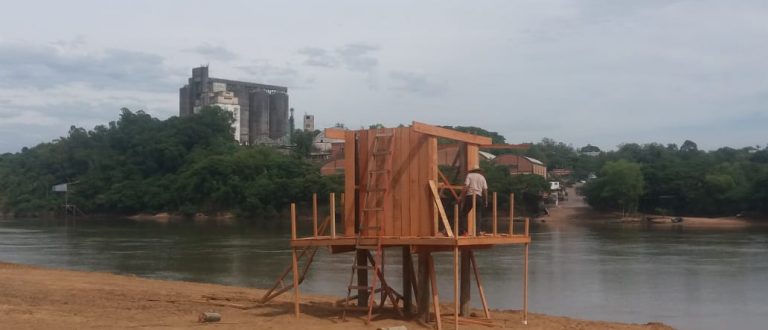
0 107 341 218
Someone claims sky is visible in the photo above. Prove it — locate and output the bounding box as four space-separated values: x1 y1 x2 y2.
0 0 766 153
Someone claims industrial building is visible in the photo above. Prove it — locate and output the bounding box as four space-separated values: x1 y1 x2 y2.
179 66 291 145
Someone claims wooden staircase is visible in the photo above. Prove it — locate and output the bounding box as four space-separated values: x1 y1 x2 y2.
342 128 402 323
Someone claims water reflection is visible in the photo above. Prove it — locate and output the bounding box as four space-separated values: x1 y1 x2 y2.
0 217 766 330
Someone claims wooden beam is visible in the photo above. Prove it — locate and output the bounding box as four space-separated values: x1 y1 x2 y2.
523 243 529 325
403 247 413 314
428 180 454 237
330 193 336 238
417 252 430 321
460 250 471 316
428 254 442 330
412 121 492 145
344 131 356 236
469 250 491 319
492 192 497 236
509 193 515 236
312 193 318 237
324 127 346 139
453 246 459 330
291 203 297 240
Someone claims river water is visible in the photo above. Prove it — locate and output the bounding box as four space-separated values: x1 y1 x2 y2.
1 217 766 330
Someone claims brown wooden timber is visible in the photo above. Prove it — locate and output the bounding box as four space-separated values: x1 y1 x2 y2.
343 131 356 236
492 192 497 236
460 250 471 316
290 236 531 247
290 203 297 240
412 121 492 145
428 180 454 237
330 193 336 238
428 253 442 330
509 193 515 235
469 250 491 319
402 246 413 314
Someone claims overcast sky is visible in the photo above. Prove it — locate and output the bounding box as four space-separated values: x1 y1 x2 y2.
1 0 766 153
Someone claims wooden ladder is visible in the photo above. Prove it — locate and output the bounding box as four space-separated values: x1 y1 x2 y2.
342 128 402 323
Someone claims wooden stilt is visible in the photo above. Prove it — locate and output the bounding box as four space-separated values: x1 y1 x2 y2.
453 246 459 330
469 250 490 319
525 217 530 236
459 250 470 316
469 195 480 236
417 252 430 321
403 246 413 314
312 193 318 237
292 247 300 317
523 242 529 325
428 254 442 330
357 249 368 307
492 192 497 236
290 203 297 240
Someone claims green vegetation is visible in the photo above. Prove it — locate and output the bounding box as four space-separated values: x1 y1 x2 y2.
0 107 341 218
511 139 768 217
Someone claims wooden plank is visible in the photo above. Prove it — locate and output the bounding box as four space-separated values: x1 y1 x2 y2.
412 121 492 145
428 254 442 330
417 252 430 321
480 143 530 150
453 246 460 330
290 203 297 240
358 130 369 235
344 131 356 236
428 180 454 237
492 192 497 236
460 250 470 316
324 127 346 139
402 247 413 314
428 136 438 235
289 236 532 247
469 251 491 319
524 243 529 325
409 128 420 237
417 133 431 237
391 128 403 237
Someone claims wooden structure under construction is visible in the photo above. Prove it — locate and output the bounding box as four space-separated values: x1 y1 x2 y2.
263 122 531 329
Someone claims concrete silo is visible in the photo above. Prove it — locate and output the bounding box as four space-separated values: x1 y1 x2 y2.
249 90 271 143
269 92 289 139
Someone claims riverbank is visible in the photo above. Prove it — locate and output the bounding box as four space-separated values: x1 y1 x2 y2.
0 262 671 329
541 187 760 229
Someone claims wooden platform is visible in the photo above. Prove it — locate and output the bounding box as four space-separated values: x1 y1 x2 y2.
291 234 531 248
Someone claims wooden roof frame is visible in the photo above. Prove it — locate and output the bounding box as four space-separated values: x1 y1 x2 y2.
411 121 492 145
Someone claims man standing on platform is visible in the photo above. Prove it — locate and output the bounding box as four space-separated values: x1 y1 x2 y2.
459 167 488 235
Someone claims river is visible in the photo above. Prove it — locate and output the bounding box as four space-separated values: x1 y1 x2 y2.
0 217 766 330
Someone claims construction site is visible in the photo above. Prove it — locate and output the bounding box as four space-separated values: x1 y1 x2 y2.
261 122 533 329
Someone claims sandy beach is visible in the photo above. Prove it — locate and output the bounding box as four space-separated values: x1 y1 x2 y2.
0 261 673 330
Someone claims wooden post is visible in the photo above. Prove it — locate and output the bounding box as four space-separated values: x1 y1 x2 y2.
509 193 515 235
357 250 368 307
292 247 300 317
417 252 430 321
471 194 477 236
525 217 530 236
454 204 459 240
330 193 336 239
492 192 497 236
469 251 490 319
460 250 471 316
428 254 442 330
291 203 297 240
523 242 529 325
453 246 459 330
312 193 318 237
403 247 413 314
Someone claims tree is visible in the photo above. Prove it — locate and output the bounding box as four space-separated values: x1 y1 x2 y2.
680 140 698 152
585 160 644 217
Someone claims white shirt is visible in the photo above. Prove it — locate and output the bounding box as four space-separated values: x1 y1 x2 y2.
465 172 487 196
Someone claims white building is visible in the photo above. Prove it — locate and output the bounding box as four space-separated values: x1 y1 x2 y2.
194 85 242 143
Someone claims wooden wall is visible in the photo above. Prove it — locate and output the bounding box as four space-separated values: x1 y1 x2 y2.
343 127 438 237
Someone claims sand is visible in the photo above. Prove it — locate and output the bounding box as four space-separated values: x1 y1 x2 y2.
0 262 673 329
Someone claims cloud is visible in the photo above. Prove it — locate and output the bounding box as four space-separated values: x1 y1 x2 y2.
336 43 379 72
297 43 380 72
297 47 338 67
389 71 443 96
187 43 238 61
0 41 178 91
237 61 300 87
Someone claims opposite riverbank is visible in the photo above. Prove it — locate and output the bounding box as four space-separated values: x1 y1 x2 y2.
0 262 672 329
